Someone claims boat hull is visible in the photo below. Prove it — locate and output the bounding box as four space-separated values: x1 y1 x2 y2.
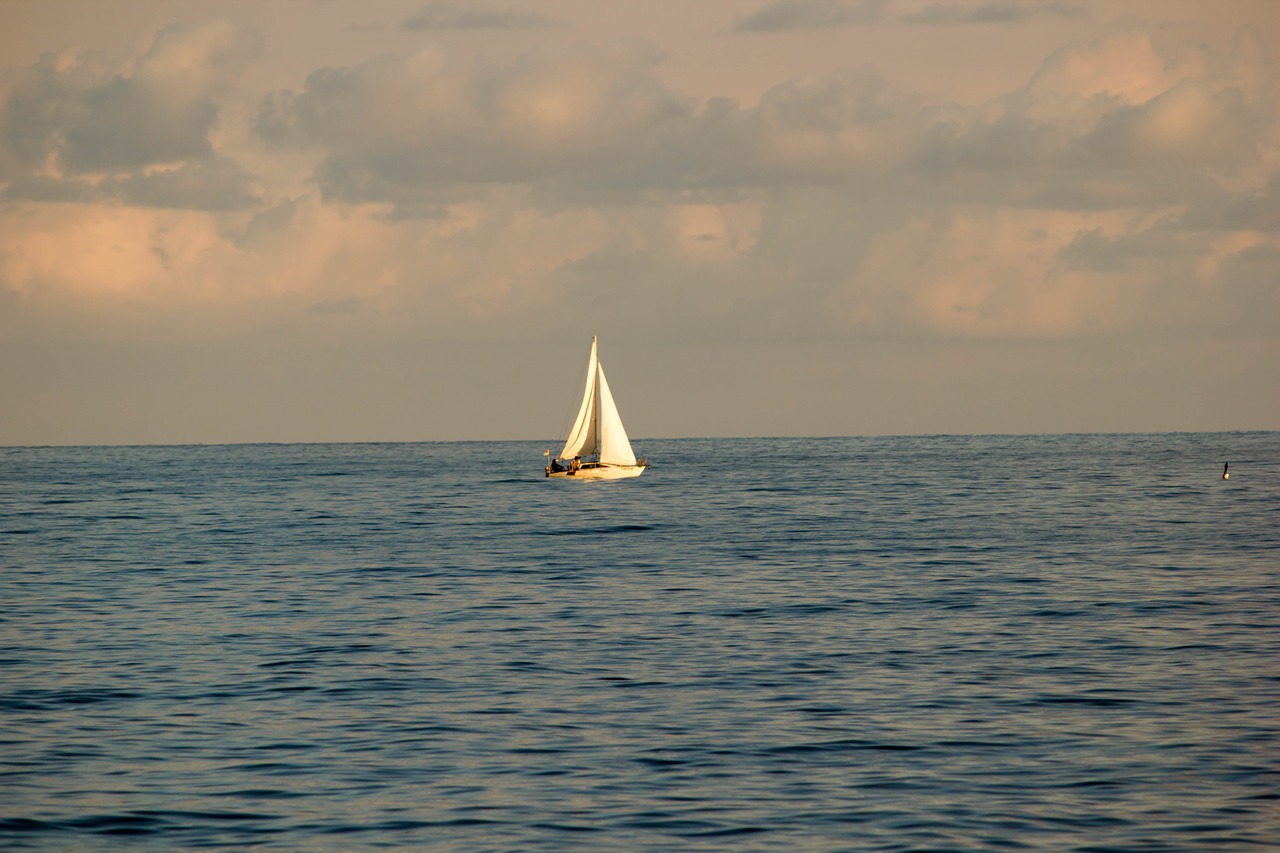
546 464 645 480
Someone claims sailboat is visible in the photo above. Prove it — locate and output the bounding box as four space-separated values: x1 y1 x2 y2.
546 336 647 479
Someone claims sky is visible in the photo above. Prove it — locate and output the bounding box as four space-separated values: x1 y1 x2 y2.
1 0 1277 445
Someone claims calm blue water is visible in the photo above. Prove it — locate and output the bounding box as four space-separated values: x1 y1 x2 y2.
2 433 1278 851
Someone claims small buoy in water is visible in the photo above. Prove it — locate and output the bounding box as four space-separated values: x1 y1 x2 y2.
1223 462 1229 480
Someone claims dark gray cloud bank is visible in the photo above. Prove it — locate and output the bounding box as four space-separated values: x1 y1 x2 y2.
250 32 1275 225
2 20 261 210
731 0 1088 31
401 1 565 31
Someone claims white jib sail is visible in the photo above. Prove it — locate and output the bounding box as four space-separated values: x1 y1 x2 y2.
595 364 637 466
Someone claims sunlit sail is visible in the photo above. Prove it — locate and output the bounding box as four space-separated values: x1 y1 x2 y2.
545 337 647 480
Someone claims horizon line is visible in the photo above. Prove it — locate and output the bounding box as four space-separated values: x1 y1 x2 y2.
3 428 1276 451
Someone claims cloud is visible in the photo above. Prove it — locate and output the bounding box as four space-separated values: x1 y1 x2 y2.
105 159 260 210
1055 225 1201 274
232 197 300 247
2 175 98 204
1055 227 1128 272
257 48 933 211
3 158 259 210
1071 79 1259 169
5 13 1278 357
904 0 1090 26
0 204 214 302
5 51 209 172
0 194 410 339
400 2 564 31
902 31 1275 209
1024 30 1187 104
6 21 259 174
253 27 1278 220
731 0 1089 31
820 205 1257 341
238 25 1280 349
731 0 889 32
1043 216 1280 338
1179 177 1280 233
255 43 695 211
0 19 267 218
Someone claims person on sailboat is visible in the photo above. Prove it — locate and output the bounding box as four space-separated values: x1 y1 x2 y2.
569 456 582 474
548 457 564 474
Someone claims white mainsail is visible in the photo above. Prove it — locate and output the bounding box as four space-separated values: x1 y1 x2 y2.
559 339 599 460
558 337 637 467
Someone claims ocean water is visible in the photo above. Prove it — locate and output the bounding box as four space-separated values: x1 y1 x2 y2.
2 433 1278 852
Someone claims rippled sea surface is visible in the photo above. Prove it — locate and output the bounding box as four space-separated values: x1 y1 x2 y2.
2 433 1278 851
